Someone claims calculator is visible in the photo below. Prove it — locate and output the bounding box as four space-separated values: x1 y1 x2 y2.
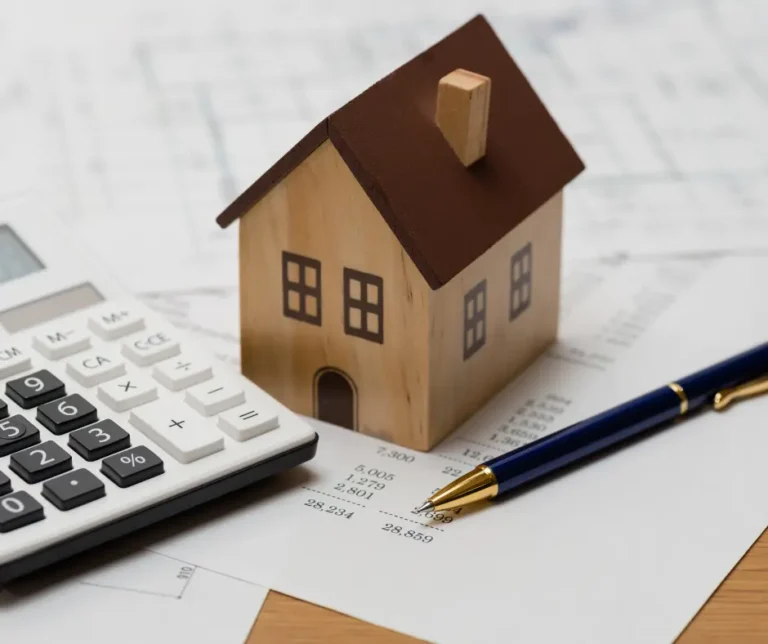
0 204 318 585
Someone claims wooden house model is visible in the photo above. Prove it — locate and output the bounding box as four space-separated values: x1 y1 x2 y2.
216 15 584 451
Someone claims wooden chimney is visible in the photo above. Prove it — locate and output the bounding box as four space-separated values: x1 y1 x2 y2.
435 68 491 166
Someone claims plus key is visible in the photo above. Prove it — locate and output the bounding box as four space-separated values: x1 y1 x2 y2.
129 400 223 464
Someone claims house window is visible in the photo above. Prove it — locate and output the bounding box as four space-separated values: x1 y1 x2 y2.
510 243 532 321
463 279 486 360
282 251 322 326
344 267 384 344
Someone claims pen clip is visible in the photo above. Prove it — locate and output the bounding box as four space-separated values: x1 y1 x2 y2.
713 376 768 411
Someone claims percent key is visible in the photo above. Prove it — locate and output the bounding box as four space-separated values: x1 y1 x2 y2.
101 445 165 488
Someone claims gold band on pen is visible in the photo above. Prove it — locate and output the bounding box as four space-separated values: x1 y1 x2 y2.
668 382 688 415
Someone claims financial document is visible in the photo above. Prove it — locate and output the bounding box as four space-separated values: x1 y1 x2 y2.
2 0 768 642
148 255 768 644
3 0 768 290
0 545 267 644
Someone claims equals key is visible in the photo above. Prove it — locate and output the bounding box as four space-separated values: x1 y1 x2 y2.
218 404 279 442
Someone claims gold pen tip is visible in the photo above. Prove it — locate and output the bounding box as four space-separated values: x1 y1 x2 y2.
415 501 433 514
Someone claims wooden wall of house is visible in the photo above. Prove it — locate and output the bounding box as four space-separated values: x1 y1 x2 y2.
238 140 432 449
427 192 563 446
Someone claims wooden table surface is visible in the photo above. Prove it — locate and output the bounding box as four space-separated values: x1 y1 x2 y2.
246 526 768 643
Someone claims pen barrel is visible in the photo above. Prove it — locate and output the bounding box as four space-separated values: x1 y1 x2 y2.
487 386 680 495
677 341 768 409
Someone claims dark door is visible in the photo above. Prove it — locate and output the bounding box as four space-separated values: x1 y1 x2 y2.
315 368 356 431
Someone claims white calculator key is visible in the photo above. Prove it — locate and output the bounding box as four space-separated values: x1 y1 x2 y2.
218 404 279 442
185 379 245 417
98 374 158 413
121 330 181 367
0 345 32 379
130 400 224 464
66 348 126 387
153 356 213 392
32 326 91 360
88 306 145 340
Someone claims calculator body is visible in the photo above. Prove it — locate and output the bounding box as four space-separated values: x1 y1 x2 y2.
0 202 318 585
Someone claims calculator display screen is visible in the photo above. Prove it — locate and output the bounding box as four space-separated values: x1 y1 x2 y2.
0 225 44 285
0 283 104 333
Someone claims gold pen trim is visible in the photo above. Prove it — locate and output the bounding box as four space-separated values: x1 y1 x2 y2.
668 382 688 415
426 465 499 513
714 375 768 411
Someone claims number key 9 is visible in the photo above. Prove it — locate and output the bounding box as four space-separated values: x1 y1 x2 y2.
5 370 66 409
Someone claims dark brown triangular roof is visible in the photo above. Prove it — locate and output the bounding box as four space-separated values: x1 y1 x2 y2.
217 14 584 289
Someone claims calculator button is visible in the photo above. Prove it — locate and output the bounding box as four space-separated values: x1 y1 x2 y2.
88 307 145 340
42 469 106 511
0 471 11 496
32 327 91 360
101 446 164 488
0 415 41 457
69 420 131 461
6 370 66 409
67 348 126 387
218 404 279 442
0 398 7 420
185 380 245 417
0 492 44 533
130 400 224 464
37 394 98 435
122 330 181 367
153 356 213 392
98 375 158 412
10 441 73 484
0 345 32 380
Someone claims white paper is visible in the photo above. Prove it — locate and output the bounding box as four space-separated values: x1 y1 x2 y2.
144 255 768 643
3 0 768 291
0 546 267 644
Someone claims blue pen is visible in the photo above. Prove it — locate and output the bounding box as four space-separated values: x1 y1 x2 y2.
417 341 768 514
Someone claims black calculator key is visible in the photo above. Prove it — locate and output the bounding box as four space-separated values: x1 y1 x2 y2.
0 398 7 420
37 394 98 435
0 491 44 532
6 370 66 409
42 469 106 511
0 471 10 496
69 419 130 461
10 441 73 483
0 415 41 457
101 446 164 488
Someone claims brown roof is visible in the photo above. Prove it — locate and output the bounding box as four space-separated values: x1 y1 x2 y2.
217 14 584 290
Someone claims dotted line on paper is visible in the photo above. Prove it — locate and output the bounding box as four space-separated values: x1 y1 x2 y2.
301 486 368 508
433 453 474 467
377 510 445 532
453 437 502 452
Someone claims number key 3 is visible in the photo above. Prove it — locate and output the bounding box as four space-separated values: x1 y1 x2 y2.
5 370 66 409
37 394 98 435
69 419 131 461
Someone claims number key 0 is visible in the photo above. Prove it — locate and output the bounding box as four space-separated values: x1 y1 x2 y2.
0 491 45 533
69 420 131 461
37 394 98 435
